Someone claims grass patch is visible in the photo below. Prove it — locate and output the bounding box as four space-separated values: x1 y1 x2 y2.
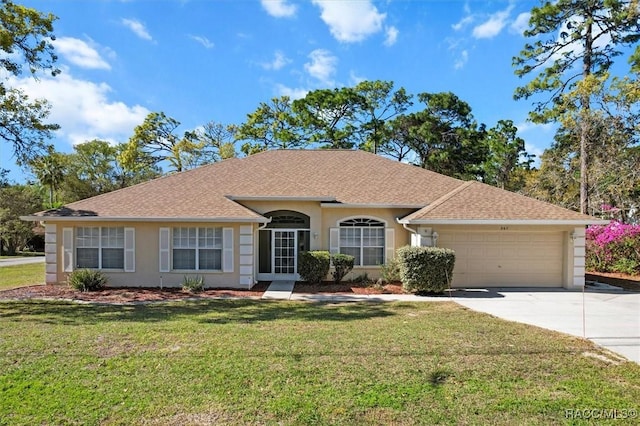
0 300 638 425
0 262 44 290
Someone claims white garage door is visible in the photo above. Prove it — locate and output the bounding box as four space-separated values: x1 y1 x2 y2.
437 231 564 287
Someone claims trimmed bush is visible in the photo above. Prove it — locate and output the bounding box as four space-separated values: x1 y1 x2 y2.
69 269 108 292
331 253 354 284
396 246 455 294
380 256 401 283
298 251 331 283
182 275 205 293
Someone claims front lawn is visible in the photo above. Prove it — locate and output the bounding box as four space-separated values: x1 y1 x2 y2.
0 300 638 425
0 262 44 290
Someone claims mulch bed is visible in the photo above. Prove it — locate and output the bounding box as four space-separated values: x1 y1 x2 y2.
0 281 271 304
586 271 640 292
0 281 405 304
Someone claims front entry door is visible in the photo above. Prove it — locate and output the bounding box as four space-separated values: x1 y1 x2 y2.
273 230 296 277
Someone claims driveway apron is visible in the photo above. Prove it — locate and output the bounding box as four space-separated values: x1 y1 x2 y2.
452 287 640 363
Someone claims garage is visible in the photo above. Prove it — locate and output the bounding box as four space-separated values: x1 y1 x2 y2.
437 231 565 288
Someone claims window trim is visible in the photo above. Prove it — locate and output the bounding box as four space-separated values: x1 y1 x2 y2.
75 226 125 270
172 227 223 271
338 217 386 267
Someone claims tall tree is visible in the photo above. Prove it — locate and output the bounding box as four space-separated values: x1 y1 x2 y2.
0 183 43 255
237 96 304 155
513 0 640 213
0 0 60 165
28 145 65 207
189 121 238 161
482 120 534 190
353 80 412 153
406 92 488 180
292 88 362 149
120 112 199 173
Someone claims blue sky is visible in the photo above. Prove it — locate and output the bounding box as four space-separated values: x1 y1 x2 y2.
4 0 561 182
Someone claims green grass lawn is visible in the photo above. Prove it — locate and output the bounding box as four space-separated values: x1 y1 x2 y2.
1 300 638 425
0 262 44 290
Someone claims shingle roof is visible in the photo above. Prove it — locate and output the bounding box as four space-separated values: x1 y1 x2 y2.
399 180 594 222
28 149 598 223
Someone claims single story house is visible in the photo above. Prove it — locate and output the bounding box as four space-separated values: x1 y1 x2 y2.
22 149 604 289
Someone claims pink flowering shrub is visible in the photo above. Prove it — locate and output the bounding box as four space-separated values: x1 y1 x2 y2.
586 221 640 275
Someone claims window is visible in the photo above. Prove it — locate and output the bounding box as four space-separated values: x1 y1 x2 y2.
76 227 124 269
339 218 385 266
173 227 222 270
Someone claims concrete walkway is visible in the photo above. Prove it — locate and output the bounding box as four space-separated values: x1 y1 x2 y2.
262 280 296 300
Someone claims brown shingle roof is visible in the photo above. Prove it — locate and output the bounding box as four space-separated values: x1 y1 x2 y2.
28 149 598 223
400 180 595 222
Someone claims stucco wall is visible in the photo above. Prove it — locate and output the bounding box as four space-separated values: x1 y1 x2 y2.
49 221 247 288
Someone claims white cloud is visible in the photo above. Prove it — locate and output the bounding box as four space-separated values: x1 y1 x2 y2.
121 18 153 41
189 35 214 49
452 15 474 31
349 70 366 85
384 26 399 46
275 83 308 100
261 0 297 18
304 49 337 85
52 37 111 70
454 50 469 70
472 5 514 39
261 51 291 71
9 70 149 146
510 12 531 35
312 0 386 43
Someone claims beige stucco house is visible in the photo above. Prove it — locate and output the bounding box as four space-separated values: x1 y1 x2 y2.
22 150 604 289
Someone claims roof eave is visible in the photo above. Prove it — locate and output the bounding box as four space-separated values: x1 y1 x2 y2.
20 216 269 223
398 219 609 226
320 203 424 209
227 195 337 202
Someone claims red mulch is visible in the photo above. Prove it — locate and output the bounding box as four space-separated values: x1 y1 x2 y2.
0 281 271 304
0 281 405 304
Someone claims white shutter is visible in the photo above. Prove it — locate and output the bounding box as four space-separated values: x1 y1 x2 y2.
385 228 395 263
62 227 74 272
223 227 234 272
124 227 135 272
329 228 340 255
159 227 170 272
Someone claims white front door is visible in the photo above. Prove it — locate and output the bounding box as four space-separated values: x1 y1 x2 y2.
273 230 297 279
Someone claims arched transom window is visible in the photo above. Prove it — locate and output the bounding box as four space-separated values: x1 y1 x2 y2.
339 218 385 266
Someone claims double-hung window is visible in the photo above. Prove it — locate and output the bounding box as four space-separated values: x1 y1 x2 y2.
76 227 124 269
339 218 385 266
173 227 222 270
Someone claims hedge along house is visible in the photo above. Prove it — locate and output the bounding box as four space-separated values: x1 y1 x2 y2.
22 150 605 289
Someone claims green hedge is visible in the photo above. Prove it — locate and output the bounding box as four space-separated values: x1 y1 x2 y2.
396 246 455 294
331 253 354 284
299 251 330 283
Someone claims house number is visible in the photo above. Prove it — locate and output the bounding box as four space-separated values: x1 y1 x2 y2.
500 226 509 231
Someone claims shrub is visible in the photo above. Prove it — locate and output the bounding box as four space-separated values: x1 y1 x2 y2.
586 221 640 275
69 269 108 292
182 275 205 293
396 246 455 294
380 256 401 283
331 253 354 284
298 251 330 283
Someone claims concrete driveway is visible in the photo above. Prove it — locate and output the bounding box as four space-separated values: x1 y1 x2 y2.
452 287 640 363
0 256 45 267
